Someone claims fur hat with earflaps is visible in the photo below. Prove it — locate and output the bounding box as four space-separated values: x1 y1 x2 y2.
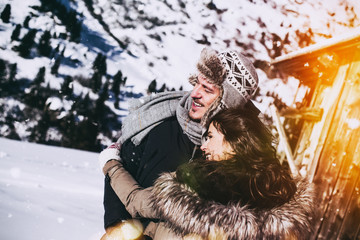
189 47 259 126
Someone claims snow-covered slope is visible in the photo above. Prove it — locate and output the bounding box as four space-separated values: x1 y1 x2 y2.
0 0 359 147
0 137 104 240
0 2 360 153
1 0 360 92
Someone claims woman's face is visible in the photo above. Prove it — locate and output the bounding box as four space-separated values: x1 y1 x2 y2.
200 122 234 161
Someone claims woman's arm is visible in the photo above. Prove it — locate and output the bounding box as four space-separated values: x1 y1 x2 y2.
104 160 157 219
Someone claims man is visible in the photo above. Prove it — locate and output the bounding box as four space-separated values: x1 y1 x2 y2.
99 47 259 237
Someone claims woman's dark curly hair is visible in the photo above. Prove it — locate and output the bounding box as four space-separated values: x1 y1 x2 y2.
176 108 297 209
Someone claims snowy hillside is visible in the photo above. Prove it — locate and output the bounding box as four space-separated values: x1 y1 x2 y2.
1 0 360 91
1 0 360 150
0 137 104 240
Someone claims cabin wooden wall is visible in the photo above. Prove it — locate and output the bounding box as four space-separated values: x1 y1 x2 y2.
284 49 360 239
310 50 360 240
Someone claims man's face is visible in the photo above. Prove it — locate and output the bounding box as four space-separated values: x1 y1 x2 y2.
189 74 220 120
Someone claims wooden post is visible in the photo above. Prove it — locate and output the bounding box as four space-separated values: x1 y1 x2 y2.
270 104 300 177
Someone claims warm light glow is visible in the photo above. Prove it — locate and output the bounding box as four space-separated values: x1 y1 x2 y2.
346 118 360 129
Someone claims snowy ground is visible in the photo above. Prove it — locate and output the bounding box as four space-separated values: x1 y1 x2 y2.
0 137 105 240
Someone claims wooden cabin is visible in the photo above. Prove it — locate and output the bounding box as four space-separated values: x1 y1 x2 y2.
271 28 360 240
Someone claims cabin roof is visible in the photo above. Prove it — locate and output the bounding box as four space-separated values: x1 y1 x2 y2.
272 27 360 65
270 27 360 84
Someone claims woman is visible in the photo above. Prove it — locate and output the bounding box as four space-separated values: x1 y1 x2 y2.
100 109 315 240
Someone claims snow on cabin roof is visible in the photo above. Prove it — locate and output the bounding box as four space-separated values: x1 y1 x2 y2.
272 27 360 65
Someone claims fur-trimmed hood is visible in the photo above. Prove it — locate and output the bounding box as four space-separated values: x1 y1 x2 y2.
151 172 315 240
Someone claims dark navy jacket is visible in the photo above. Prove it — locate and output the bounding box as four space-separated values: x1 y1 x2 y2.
103 116 196 228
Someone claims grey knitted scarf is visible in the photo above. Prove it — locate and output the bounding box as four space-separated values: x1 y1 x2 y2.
118 91 202 146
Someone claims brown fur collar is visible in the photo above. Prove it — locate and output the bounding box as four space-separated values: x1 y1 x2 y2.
151 173 315 240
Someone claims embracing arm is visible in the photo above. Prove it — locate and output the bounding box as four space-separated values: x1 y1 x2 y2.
103 160 157 219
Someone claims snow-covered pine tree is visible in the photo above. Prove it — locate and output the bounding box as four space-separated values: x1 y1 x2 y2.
112 70 126 109
16 29 37 58
147 79 157 93
38 30 52 57
8 63 17 83
92 53 107 76
0 4 11 23
61 76 73 97
23 15 31 28
158 83 167 92
11 24 21 42
51 57 61 76
33 66 46 86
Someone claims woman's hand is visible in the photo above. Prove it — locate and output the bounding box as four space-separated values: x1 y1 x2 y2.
99 142 122 175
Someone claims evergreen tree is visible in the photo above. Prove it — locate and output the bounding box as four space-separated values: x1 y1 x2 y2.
91 53 106 93
25 82 51 109
60 46 66 57
54 44 60 53
0 59 7 84
61 109 102 151
1 4 11 23
38 30 52 57
61 75 73 97
51 57 61 75
91 71 102 93
112 70 126 109
92 53 107 76
23 15 31 28
59 111 76 148
66 10 77 33
29 109 50 144
70 20 82 42
74 117 100 151
74 93 92 117
84 0 94 11
67 10 82 42
33 66 46 86
8 63 17 83
17 29 37 58
6 124 21 140
95 79 109 118
11 24 21 42
112 70 123 93
147 79 157 93
39 0 55 12
4 106 22 140
158 83 166 92
93 80 109 137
